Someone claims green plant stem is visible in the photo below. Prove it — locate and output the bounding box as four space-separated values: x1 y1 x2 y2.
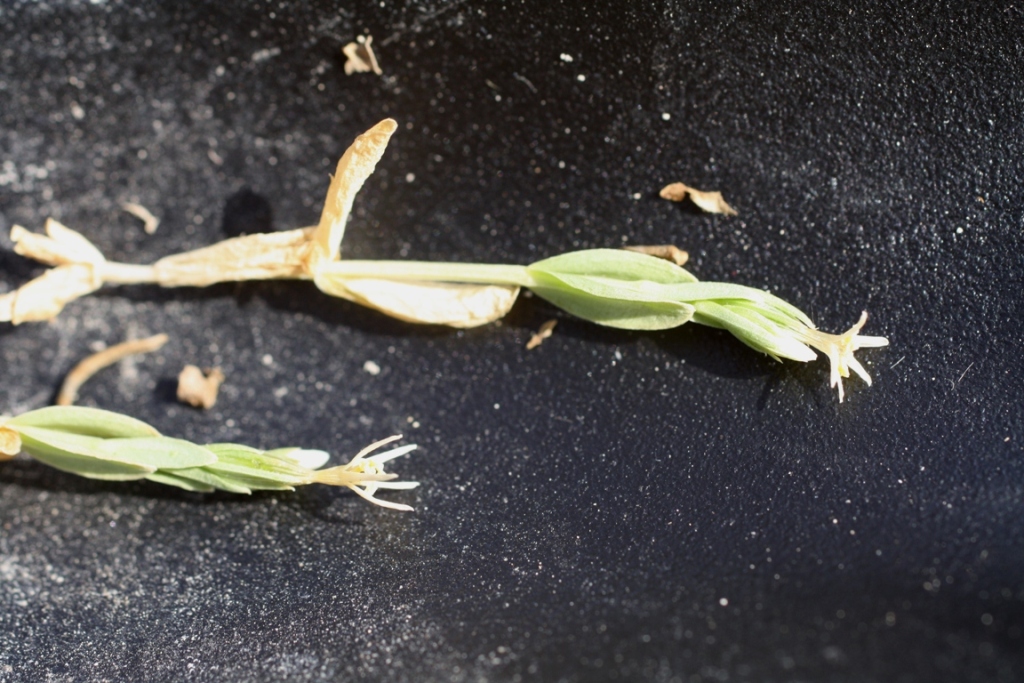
314 260 535 287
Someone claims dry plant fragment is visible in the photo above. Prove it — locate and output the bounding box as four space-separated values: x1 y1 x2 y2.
122 202 160 234
0 426 21 459
309 118 397 267
342 35 382 75
623 244 689 266
56 334 169 406
315 276 519 328
0 264 101 324
176 365 225 409
526 319 558 350
660 182 737 216
153 227 316 286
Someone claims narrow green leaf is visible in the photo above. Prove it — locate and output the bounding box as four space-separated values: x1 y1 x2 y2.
160 467 254 494
529 272 695 330
17 429 154 481
98 437 218 470
8 406 160 438
529 249 698 285
146 471 216 493
692 301 816 362
526 249 698 330
206 443 311 479
202 443 309 489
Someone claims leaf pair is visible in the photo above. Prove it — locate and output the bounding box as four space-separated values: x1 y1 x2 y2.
7 406 213 481
3 406 420 505
4 406 309 490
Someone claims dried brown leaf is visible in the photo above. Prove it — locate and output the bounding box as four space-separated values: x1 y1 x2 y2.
153 228 315 287
0 264 103 324
11 219 106 267
659 182 737 216
57 334 169 406
526 319 558 350
176 365 225 410
122 202 160 234
315 275 519 328
342 35 382 75
309 119 397 268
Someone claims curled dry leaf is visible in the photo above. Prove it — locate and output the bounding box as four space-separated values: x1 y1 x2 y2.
659 182 737 216
11 219 106 267
342 35 382 75
526 319 558 350
122 202 160 234
309 119 397 269
315 275 520 328
0 264 103 324
153 228 315 287
176 365 225 409
622 244 689 266
2 220 108 324
57 334 169 406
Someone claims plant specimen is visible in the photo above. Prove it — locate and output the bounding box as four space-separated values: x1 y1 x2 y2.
1 119 887 401
0 406 419 511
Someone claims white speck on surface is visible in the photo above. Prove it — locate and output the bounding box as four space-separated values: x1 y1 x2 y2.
494 403 500 409
70 102 85 120
632 192 642 200
261 354 274 366
661 112 671 120
363 360 381 375
719 598 728 606
251 47 281 63
576 74 586 82
560 53 574 62
405 172 415 182
273 386 288 398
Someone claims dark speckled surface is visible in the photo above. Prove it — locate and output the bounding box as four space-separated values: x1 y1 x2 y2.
1 1 1023 681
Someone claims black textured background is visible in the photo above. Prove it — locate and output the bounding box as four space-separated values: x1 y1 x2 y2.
1 2 1022 681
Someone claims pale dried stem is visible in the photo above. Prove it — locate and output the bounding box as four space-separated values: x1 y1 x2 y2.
56 334 169 406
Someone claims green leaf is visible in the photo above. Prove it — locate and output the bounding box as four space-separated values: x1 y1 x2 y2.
206 443 311 478
157 467 254 494
526 249 697 330
692 301 816 362
17 429 154 481
8 406 160 438
529 249 698 285
201 443 309 490
529 273 696 330
146 471 216 493
98 437 218 470
14 426 218 471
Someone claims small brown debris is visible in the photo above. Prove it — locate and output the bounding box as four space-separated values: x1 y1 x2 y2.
122 202 160 234
623 244 689 266
526 319 558 350
176 365 225 410
57 334 169 406
659 182 737 216
343 35 382 75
